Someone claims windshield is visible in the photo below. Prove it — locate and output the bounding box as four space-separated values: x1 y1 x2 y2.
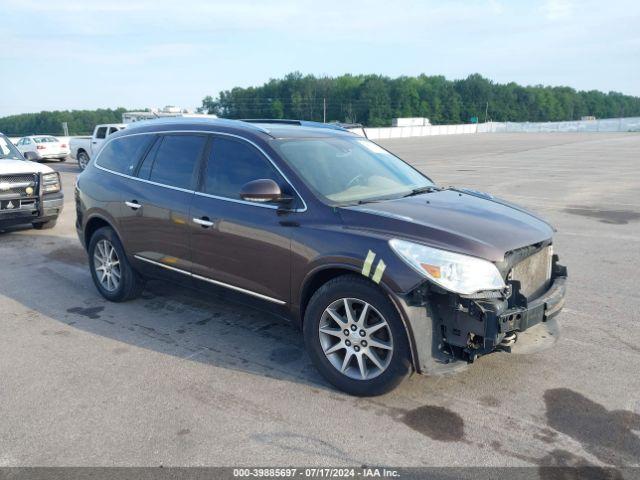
272 136 433 205
33 136 58 143
0 135 24 160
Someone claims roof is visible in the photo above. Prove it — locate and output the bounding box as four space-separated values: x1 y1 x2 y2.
122 117 357 140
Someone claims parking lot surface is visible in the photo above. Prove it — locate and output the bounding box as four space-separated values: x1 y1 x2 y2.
1 133 639 469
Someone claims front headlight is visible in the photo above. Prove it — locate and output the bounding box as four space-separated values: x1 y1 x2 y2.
389 238 505 295
42 172 61 193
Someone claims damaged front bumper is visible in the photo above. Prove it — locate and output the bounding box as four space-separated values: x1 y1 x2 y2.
396 256 567 375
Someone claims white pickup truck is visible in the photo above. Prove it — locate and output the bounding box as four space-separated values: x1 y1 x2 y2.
70 124 126 170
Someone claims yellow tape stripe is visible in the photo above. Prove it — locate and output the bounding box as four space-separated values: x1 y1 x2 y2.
362 250 376 277
371 259 386 284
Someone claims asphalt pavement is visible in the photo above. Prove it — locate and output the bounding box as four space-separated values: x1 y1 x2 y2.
1 133 639 472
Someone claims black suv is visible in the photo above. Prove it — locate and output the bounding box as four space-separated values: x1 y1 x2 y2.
75 118 567 396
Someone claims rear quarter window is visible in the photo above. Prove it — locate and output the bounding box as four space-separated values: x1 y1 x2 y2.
95 135 153 175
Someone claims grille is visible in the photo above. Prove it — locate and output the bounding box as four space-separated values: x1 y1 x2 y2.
509 245 553 300
0 174 38 199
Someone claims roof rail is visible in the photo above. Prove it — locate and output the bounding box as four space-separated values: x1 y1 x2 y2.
124 117 274 136
242 119 302 126
240 119 350 132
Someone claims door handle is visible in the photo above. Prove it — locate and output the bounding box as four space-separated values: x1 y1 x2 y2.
125 201 142 210
193 216 214 228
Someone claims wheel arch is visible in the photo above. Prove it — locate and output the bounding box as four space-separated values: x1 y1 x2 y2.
83 213 121 251
298 263 419 371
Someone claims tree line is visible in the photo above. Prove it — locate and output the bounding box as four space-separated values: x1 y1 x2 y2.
2 73 640 134
200 73 640 127
0 108 127 136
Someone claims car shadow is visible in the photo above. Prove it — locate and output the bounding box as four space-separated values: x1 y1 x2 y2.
0 230 332 392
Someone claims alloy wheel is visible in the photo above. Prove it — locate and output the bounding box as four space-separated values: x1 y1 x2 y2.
318 298 394 380
93 239 121 292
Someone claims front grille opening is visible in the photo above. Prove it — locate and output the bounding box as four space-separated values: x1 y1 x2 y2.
0 174 38 199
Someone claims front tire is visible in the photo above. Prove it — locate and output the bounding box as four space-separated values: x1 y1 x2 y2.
304 275 411 396
88 226 144 302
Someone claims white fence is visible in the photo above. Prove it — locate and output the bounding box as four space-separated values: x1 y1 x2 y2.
478 116 640 133
365 123 477 140
365 116 640 140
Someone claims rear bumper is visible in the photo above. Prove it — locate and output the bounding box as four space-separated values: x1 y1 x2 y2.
34 152 69 159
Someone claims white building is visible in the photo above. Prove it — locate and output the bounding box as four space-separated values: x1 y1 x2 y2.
392 117 431 127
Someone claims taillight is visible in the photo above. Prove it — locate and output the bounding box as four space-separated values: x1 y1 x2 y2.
60 144 67 148
36 145 46 150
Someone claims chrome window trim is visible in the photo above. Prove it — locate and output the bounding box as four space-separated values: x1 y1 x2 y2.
193 190 278 209
133 254 286 305
94 129 307 212
94 163 195 194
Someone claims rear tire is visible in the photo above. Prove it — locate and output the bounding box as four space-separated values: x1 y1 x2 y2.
77 151 89 170
33 219 57 230
303 274 411 396
88 226 144 302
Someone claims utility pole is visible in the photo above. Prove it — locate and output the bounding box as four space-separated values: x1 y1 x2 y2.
484 102 489 123
323 97 327 123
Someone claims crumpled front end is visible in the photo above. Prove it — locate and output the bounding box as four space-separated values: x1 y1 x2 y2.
398 242 567 374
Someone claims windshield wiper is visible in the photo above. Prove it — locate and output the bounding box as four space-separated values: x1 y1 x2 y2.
403 186 441 198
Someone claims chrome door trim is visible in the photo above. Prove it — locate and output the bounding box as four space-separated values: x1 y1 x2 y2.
94 129 308 212
191 273 286 305
133 255 188 275
133 254 286 305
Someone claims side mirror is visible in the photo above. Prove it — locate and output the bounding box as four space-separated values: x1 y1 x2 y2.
239 179 285 203
23 151 38 161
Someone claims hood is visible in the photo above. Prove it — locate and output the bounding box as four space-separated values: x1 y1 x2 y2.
340 189 554 262
0 159 54 174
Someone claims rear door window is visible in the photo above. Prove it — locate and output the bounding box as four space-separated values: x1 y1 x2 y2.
141 134 207 190
95 127 107 139
95 135 153 175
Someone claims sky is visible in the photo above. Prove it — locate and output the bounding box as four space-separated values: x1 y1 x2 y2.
0 0 639 117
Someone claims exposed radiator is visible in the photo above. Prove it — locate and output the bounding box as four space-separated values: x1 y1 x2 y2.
509 245 553 300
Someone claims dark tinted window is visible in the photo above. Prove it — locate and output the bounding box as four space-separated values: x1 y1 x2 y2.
136 136 160 180
146 134 206 189
96 135 152 175
95 127 107 139
204 137 281 200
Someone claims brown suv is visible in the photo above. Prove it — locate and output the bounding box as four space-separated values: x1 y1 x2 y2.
75 118 567 395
